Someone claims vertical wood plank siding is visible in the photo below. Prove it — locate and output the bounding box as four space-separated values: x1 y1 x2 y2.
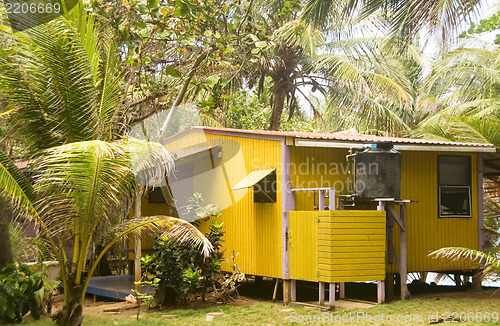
290 147 351 210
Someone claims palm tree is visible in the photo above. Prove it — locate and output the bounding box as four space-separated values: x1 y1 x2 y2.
0 0 130 266
239 1 432 131
416 39 500 144
0 2 125 154
318 37 435 136
0 0 127 286
243 5 326 130
0 139 212 326
0 4 213 325
301 0 482 44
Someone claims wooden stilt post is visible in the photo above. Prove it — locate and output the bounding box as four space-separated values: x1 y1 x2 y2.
134 191 143 293
339 283 345 299
400 204 409 300
283 279 291 303
377 281 385 304
328 283 335 309
272 278 279 302
319 282 325 305
472 272 482 292
291 280 296 302
386 273 394 299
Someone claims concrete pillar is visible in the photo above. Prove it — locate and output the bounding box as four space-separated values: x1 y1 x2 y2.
291 280 297 302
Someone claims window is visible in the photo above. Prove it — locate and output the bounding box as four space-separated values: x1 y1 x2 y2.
253 170 277 203
438 156 471 217
231 169 276 203
148 187 166 204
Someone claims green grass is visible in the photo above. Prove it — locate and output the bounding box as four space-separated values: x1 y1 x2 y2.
22 298 500 325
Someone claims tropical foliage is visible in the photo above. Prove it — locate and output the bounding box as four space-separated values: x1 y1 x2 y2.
0 138 212 326
0 263 44 323
430 247 500 280
1 0 500 324
0 5 213 325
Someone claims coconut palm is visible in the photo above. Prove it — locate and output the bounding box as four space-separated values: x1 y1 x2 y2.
0 139 212 326
301 0 482 43
240 0 434 131
317 37 434 136
0 5 213 325
243 6 326 130
0 2 125 154
0 0 127 287
416 39 500 144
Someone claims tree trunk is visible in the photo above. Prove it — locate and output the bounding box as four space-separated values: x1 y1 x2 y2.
55 276 84 326
0 223 14 270
269 87 288 131
0 201 14 271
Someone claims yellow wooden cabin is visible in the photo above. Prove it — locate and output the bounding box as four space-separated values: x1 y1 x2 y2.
135 127 500 306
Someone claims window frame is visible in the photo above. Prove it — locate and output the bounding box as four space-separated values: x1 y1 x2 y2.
437 155 472 218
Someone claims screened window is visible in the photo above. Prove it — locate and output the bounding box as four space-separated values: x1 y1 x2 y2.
438 156 471 218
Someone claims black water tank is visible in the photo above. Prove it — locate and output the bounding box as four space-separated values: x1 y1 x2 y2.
354 142 401 199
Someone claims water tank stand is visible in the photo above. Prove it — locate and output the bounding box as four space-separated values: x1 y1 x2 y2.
376 199 414 301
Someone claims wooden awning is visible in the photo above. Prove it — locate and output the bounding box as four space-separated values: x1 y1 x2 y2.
232 169 275 190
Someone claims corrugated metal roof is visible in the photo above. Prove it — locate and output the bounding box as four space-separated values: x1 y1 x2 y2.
232 169 275 190
193 126 497 148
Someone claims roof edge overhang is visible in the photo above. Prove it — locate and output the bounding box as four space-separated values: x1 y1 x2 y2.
164 127 498 153
294 139 498 153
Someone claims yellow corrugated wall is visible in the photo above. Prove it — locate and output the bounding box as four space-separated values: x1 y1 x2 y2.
289 210 386 283
290 147 350 210
143 131 283 278
391 150 479 273
290 147 479 273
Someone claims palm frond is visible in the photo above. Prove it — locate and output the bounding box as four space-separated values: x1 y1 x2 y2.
430 247 500 276
127 138 175 188
110 216 213 257
0 150 37 219
272 20 324 57
0 3 124 153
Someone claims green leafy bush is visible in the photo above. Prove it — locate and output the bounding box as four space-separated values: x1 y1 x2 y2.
143 219 226 304
0 263 43 323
